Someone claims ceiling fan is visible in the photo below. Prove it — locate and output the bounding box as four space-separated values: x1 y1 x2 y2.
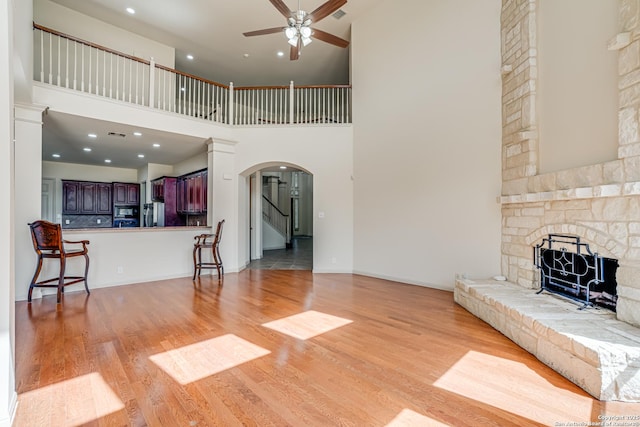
243 0 350 60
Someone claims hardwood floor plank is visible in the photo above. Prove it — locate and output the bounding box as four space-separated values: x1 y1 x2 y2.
14 270 640 426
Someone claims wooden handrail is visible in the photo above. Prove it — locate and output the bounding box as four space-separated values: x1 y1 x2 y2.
235 84 352 90
235 85 290 91
262 195 288 217
33 23 150 65
155 64 229 89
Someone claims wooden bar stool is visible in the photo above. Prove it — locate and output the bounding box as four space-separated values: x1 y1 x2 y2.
28 220 90 303
193 219 224 280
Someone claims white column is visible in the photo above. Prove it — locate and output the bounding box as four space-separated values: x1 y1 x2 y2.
206 138 213 227
211 140 238 271
14 104 46 302
0 0 16 424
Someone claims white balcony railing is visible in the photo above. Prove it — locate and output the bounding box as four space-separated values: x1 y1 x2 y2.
33 24 351 125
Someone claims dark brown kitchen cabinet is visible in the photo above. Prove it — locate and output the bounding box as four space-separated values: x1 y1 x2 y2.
177 169 207 214
151 177 166 202
62 181 80 214
113 182 140 205
63 180 112 215
150 176 184 226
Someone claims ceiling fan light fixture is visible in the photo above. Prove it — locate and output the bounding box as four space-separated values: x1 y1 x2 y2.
299 26 312 38
284 26 297 40
302 36 312 46
288 35 299 46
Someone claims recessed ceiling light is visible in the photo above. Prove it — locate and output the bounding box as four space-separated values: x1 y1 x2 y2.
243 53 250 58
186 54 194 60
133 132 142 136
152 143 160 148
280 166 287 169
52 154 60 158
83 147 92 152
126 7 135 14
104 159 112 163
88 133 97 138
138 154 145 158
277 51 284 57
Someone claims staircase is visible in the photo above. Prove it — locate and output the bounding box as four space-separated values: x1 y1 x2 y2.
262 195 291 248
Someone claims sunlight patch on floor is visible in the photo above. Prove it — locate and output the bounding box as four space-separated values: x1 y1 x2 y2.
149 334 270 385
433 350 594 425
262 310 353 340
16 372 124 426
385 408 449 426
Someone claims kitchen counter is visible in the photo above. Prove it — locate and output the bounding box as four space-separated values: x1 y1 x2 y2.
63 225 212 234
50 226 221 296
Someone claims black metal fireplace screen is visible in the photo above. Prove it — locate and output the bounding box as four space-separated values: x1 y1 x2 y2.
533 234 618 310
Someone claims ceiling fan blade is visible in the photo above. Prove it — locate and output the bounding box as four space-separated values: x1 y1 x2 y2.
311 28 349 48
243 27 285 37
308 0 347 23
290 39 301 60
269 0 294 18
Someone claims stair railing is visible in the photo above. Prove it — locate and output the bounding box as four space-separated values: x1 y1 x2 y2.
262 195 291 246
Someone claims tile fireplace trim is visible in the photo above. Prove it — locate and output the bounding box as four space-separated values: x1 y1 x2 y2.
454 278 640 402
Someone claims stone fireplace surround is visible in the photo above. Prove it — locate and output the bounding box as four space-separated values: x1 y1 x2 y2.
452 0 640 401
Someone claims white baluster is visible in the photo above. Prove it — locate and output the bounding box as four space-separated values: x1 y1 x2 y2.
228 82 234 125
64 38 69 88
48 33 53 84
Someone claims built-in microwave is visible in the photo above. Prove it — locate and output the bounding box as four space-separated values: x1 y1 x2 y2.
114 205 139 218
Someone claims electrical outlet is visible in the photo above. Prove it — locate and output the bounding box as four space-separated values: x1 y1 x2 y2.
65 219 70 225
97 219 101 224
331 257 337 264
117 266 123 274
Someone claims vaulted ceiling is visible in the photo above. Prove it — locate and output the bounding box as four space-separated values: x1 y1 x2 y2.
48 0 385 86
40 0 384 168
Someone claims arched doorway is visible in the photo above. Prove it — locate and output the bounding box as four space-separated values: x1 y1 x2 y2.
243 163 313 270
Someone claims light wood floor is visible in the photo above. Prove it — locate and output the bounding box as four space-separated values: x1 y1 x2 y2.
15 271 640 426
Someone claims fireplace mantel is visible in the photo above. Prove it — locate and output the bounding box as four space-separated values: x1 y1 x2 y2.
499 181 640 205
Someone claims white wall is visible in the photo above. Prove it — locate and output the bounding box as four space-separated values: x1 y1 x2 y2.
0 0 15 423
173 152 207 176
234 126 353 273
262 221 285 250
351 0 503 290
538 0 618 174
33 0 175 68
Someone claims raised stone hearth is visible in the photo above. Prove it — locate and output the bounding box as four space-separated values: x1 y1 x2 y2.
454 278 640 401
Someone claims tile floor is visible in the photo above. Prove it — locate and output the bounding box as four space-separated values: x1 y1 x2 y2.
248 236 312 270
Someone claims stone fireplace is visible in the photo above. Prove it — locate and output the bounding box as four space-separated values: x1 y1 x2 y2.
455 0 640 401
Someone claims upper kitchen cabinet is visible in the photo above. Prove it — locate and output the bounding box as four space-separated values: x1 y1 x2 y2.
151 177 167 202
113 182 140 206
177 169 208 214
63 180 112 215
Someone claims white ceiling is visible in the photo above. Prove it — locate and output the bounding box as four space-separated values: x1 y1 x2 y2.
41 0 382 169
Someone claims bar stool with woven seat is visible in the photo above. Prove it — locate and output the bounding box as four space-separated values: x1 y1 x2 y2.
193 219 224 280
28 220 90 303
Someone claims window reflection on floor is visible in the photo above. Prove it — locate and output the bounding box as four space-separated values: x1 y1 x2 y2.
149 334 271 385
16 372 125 426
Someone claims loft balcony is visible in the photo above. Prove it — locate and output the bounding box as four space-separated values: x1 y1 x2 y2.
33 23 352 126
